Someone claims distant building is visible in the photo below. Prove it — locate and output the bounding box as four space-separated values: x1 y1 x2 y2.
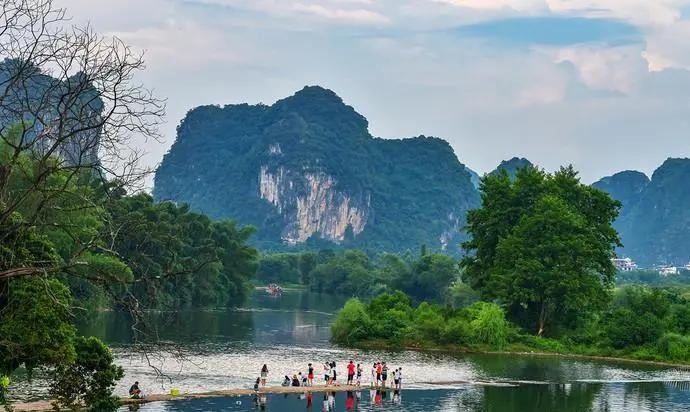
612 258 638 272
686 262 690 271
658 266 678 276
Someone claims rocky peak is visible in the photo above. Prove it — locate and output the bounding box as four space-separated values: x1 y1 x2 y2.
491 157 534 179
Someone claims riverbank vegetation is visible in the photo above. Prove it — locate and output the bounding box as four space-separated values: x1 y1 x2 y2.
331 166 690 365
332 285 690 364
255 248 468 303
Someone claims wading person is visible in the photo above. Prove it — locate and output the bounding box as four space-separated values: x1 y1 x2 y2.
371 363 377 387
324 362 331 385
381 363 388 388
347 360 355 385
356 364 362 386
330 361 337 385
260 364 269 387
376 362 383 387
308 363 314 386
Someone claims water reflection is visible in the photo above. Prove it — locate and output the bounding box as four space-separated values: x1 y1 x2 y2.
121 384 690 412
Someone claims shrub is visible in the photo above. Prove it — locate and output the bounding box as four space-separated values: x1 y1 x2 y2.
604 308 663 349
413 303 445 342
656 333 690 362
331 298 372 345
467 302 509 349
441 318 472 345
49 336 124 411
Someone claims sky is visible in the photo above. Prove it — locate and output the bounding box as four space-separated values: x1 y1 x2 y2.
58 0 690 184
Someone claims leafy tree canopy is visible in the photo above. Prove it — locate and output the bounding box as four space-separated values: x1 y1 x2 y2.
461 165 621 336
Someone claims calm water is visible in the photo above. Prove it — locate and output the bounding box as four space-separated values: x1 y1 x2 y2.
11 290 690 411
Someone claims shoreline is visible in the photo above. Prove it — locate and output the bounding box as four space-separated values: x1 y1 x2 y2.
353 341 690 370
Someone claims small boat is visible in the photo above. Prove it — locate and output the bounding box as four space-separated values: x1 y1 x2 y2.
266 283 283 296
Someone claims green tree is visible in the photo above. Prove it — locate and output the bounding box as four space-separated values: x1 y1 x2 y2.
331 298 372 345
466 302 509 349
397 253 459 302
50 336 124 411
462 166 620 336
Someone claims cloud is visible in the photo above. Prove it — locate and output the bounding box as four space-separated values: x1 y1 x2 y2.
455 17 642 46
434 0 547 13
550 44 646 94
292 3 390 24
187 0 390 26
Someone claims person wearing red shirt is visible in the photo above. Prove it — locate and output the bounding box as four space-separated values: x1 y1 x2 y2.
346 360 356 385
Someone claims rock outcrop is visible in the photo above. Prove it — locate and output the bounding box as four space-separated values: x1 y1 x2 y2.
154 86 479 252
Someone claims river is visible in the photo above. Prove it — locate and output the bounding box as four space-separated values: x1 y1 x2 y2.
11 290 690 411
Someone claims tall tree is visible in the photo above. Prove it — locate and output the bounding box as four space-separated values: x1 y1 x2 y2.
461 165 620 336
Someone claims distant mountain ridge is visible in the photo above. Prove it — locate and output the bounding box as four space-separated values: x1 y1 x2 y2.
593 158 690 267
154 86 479 252
154 85 690 263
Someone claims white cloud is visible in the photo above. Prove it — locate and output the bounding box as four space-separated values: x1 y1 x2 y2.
433 0 547 13
550 45 645 94
292 3 390 24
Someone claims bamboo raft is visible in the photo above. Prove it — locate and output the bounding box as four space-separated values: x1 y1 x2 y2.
13 383 387 411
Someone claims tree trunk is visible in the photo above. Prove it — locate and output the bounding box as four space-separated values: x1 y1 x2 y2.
537 302 546 337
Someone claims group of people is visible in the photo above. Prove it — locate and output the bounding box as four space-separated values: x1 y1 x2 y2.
370 361 402 389
253 359 402 390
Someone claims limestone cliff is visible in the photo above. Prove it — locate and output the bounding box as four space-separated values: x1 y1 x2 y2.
154 86 480 252
259 165 370 244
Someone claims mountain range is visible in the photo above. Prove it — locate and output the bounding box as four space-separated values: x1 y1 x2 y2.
154 86 690 265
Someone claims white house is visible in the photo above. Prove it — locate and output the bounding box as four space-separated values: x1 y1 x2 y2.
612 258 638 272
658 266 679 276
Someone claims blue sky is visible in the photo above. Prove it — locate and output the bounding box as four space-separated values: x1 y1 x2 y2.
60 0 690 184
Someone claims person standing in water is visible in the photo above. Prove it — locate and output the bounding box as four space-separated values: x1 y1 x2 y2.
381 363 388 388
371 363 377 387
346 361 355 385
356 364 362 386
308 363 314 386
260 364 269 387
324 362 331 385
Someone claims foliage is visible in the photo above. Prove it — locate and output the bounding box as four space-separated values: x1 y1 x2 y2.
655 333 690 362
256 249 461 303
49 336 124 411
0 277 76 375
395 254 459 302
462 165 620 336
331 291 510 350
467 302 509 349
105 193 258 309
330 298 372 345
154 86 480 253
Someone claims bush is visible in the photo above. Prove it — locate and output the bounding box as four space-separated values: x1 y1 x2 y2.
656 333 690 362
413 303 445 342
441 318 472 345
50 336 124 411
604 308 663 349
467 302 509 349
331 298 372 345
